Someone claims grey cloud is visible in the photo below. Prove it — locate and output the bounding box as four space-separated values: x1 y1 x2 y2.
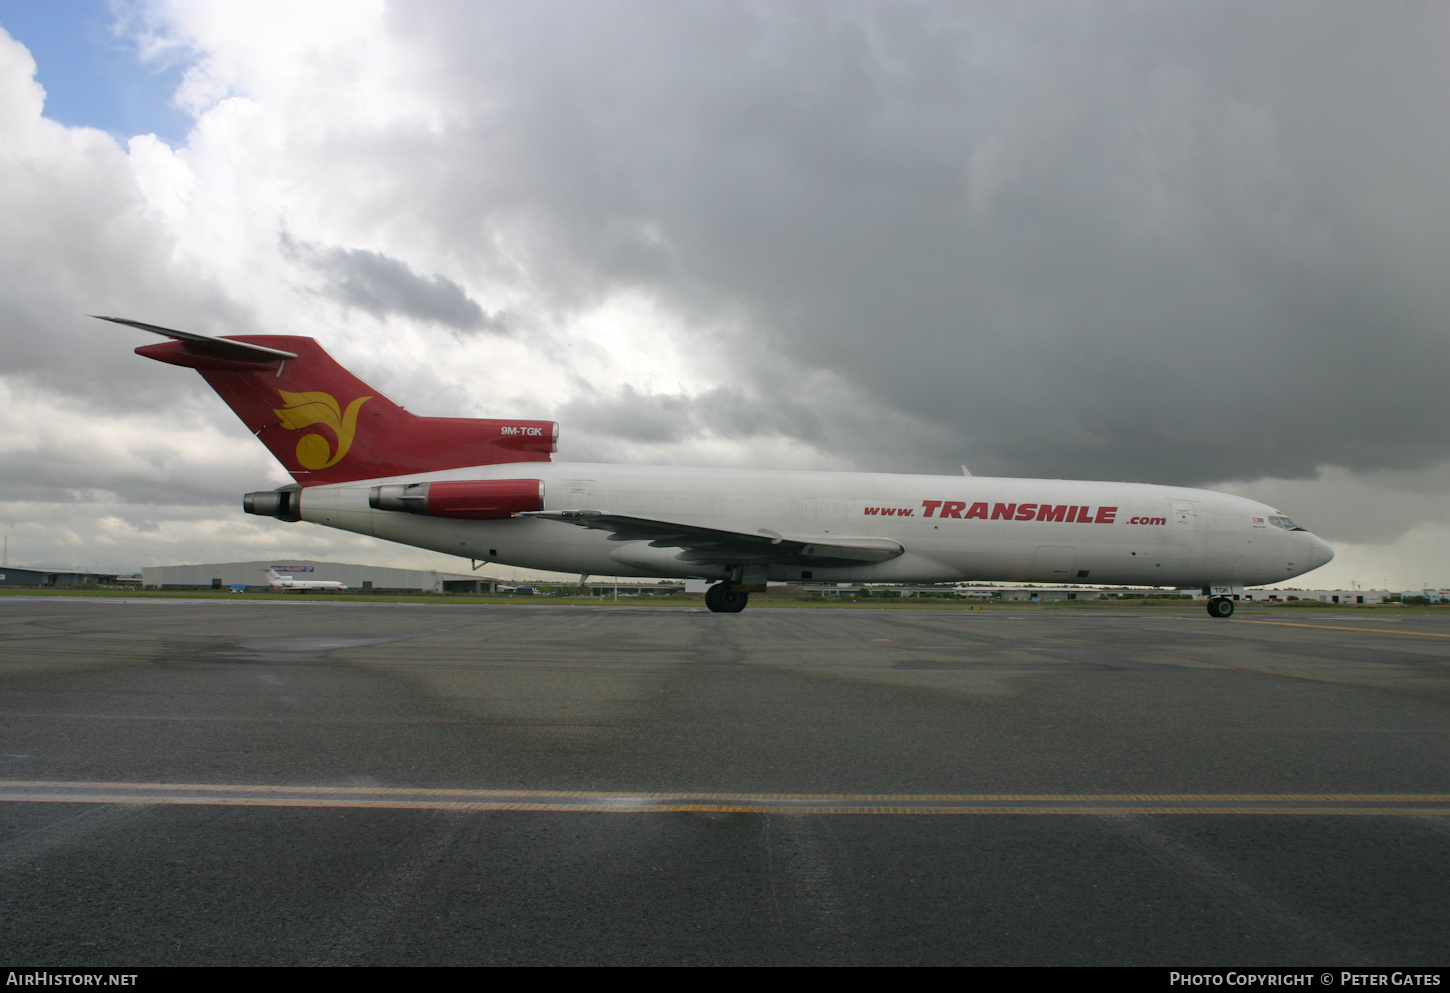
0 440 278 508
558 382 825 448
1221 463 1450 547
286 235 503 333
387 1 1450 485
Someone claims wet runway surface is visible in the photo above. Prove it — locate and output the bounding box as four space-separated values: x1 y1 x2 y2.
1 598 1447 965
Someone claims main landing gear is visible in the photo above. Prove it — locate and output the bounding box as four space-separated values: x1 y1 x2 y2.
1207 597 1235 619
705 582 749 613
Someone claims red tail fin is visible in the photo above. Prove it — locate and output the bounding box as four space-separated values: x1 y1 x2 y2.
120 323 555 484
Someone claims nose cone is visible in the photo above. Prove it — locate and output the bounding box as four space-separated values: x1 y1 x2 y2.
1308 534 1335 571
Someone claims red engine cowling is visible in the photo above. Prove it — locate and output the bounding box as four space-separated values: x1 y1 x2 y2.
369 479 544 519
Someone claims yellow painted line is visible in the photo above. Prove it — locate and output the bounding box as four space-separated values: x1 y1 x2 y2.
1 781 1447 815
0 795 1445 816
4 781 1449 802
1235 619 1450 639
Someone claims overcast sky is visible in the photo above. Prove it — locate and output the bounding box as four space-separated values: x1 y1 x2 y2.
0 0 1446 588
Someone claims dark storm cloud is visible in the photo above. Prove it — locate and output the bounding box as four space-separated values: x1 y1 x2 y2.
391 0 1450 484
558 383 825 447
285 235 503 333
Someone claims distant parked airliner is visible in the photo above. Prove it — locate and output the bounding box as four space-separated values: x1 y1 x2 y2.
265 568 347 593
100 317 1332 615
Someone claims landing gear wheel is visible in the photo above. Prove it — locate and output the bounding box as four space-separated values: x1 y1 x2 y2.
1207 597 1235 618
705 582 749 613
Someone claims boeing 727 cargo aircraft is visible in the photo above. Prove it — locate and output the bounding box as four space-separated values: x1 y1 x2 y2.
101 317 1333 616
265 568 348 592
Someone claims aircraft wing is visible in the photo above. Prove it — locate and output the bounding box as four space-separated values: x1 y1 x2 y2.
521 510 903 565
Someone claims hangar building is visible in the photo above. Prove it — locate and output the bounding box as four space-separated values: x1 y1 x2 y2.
0 565 123 587
142 560 493 593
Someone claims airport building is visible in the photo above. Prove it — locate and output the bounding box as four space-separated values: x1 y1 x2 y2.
142 560 494 593
0 565 124 587
799 583 1402 604
1237 589 1390 605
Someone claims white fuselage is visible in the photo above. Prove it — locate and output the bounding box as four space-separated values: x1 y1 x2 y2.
269 576 348 591
294 462 1334 588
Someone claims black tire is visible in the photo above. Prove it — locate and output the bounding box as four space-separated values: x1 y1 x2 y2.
705 583 748 613
719 587 749 613
1207 597 1235 618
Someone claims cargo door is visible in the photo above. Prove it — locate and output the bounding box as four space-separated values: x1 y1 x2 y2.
1033 545 1076 582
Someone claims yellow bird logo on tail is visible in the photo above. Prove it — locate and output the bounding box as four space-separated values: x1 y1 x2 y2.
273 391 372 470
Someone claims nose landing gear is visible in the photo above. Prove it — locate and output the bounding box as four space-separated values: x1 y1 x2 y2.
1207 597 1235 618
705 582 749 613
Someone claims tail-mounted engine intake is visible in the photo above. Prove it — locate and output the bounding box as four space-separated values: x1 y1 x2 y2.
369 479 545 519
243 484 302 522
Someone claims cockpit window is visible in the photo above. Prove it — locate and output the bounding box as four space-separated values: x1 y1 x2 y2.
1268 515 1305 532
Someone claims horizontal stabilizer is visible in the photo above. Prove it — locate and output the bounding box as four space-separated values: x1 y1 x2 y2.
93 316 299 362
522 510 903 565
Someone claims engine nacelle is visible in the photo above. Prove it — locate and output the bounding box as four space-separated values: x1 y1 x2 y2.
369 479 545 519
243 485 302 522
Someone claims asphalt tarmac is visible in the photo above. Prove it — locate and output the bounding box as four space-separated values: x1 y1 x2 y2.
1 597 1447 965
